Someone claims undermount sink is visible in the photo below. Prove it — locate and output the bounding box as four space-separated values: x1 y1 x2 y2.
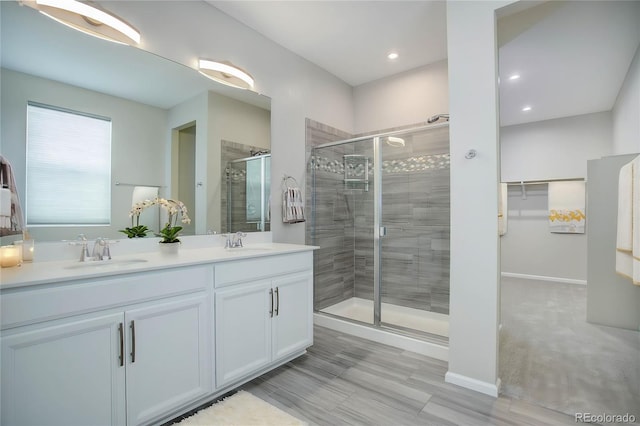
65 258 148 270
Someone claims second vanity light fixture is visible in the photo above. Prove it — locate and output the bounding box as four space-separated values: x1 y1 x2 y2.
198 59 255 90
21 0 140 45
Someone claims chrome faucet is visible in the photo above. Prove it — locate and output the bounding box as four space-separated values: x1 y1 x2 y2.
92 238 112 261
223 232 247 249
67 235 116 262
74 234 90 262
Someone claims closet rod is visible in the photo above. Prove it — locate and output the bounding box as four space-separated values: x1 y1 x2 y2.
504 177 585 186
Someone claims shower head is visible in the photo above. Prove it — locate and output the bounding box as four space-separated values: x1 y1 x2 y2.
427 114 449 124
385 137 405 148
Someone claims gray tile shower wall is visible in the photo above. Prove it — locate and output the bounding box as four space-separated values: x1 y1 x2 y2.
305 120 355 310
305 119 450 315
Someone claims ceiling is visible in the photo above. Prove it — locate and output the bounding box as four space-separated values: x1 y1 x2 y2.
208 0 640 127
207 0 448 87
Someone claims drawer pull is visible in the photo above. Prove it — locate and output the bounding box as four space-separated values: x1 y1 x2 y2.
269 288 274 318
275 287 280 316
130 320 136 363
118 323 124 367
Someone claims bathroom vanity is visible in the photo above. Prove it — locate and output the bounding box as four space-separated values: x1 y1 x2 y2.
0 243 315 426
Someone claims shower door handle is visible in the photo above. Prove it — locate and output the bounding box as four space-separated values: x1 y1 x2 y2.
379 226 387 237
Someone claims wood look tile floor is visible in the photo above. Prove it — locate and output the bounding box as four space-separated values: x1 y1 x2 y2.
240 325 577 426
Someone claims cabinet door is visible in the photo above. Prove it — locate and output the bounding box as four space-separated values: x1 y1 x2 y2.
1 313 126 426
215 280 271 388
125 293 212 426
272 271 314 361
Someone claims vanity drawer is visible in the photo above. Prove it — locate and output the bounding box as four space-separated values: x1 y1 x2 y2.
215 252 312 288
1 265 213 330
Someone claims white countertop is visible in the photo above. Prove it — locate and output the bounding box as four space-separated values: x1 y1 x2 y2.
0 243 317 290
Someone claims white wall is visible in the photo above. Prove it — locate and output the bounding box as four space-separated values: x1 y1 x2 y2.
500 111 612 282
501 112 613 181
0 69 167 242
353 60 449 134
501 186 587 282
612 45 640 155
446 0 511 397
102 1 355 245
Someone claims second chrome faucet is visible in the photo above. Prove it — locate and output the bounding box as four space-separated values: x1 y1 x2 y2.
223 232 247 249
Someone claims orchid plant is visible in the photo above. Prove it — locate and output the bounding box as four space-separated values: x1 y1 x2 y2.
154 198 191 244
119 198 191 243
119 199 155 238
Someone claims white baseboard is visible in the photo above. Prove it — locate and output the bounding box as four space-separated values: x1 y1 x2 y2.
445 372 501 397
501 272 586 285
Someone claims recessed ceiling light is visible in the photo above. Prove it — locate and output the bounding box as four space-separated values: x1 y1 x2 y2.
509 74 521 81
522 106 532 112
387 52 399 60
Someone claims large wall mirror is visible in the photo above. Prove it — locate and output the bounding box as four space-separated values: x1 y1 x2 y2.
0 1 271 243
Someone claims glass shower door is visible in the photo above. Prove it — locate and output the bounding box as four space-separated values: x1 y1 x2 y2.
377 125 451 337
312 138 376 325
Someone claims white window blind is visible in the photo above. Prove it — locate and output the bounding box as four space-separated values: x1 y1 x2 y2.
26 102 112 225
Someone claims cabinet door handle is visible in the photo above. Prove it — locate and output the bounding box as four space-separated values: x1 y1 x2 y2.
118 322 124 367
269 288 274 318
130 320 136 363
275 287 280 316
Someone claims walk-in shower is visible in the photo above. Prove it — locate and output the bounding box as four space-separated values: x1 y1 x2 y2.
309 123 450 345
224 154 271 233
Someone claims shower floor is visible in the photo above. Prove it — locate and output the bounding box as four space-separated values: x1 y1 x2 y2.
320 297 449 337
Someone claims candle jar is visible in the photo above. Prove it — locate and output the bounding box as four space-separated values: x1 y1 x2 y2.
14 240 35 262
0 245 22 268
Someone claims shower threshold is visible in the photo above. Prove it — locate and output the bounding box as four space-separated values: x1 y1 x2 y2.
320 297 449 337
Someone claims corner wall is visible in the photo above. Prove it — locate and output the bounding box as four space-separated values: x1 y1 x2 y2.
446 0 511 397
612 45 640 155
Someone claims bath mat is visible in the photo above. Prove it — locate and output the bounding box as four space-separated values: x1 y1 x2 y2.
175 390 306 426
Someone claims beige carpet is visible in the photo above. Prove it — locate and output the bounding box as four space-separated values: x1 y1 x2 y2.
176 391 307 426
500 277 640 422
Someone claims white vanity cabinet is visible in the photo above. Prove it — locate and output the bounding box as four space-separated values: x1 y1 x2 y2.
124 293 211 426
1 265 213 426
0 245 316 426
1 312 127 426
214 252 313 388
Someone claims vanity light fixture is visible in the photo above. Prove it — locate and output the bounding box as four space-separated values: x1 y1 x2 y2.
20 0 141 45
198 59 255 90
522 106 532 112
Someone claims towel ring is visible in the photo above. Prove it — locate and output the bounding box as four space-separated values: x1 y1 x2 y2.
282 174 299 190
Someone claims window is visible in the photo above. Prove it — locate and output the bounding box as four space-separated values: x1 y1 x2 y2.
26 102 111 225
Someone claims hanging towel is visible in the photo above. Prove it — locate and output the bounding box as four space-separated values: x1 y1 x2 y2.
498 182 508 236
282 176 305 224
616 155 640 285
0 155 24 237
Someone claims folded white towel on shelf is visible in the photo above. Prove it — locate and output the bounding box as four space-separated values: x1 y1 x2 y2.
615 155 640 285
